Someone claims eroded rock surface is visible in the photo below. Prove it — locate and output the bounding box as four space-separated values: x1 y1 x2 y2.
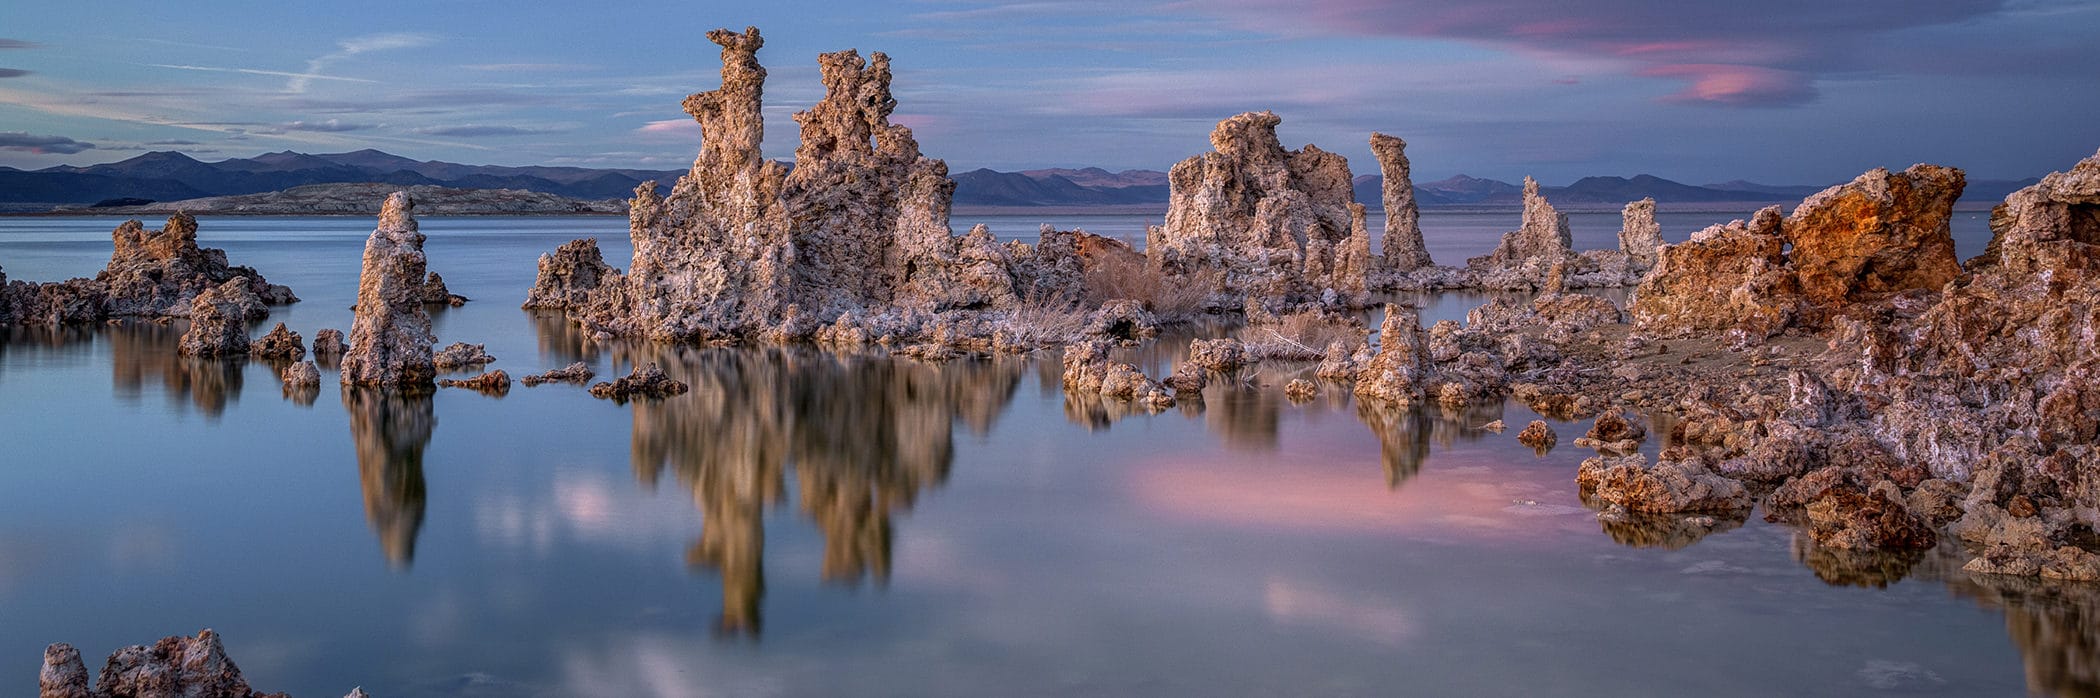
339 192 437 387
432 342 495 370
1 214 295 328
177 279 262 357
1147 111 1368 308
1578 453 1752 513
440 369 511 394
1370 132 1430 272
521 238 614 310
40 629 306 698
1466 178 1572 290
250 322 305 361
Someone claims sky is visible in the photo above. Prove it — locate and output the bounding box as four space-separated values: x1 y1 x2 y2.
0 0 2097 184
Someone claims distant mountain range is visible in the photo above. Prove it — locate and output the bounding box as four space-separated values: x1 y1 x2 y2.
0 149 2039 213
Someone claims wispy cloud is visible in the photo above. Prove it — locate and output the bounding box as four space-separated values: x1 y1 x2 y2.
409 124 559 137
275 119 376 133
0 39 36 50
0 69 26 78
290 32 436 93
149 63 379 84
0 131 96 154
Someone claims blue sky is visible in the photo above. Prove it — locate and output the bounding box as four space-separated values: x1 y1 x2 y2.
1 0 2097 184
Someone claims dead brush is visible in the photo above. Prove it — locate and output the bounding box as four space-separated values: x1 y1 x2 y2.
1242 309 1367 362
993 304 1093 349
1082 252 1214 324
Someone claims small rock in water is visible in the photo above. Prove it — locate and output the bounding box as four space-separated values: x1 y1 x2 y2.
1516 420 1556 452
432 342 495 369
589 363 689 401
1283 378 1317 402
250 322 307 361
521 362 595 386
1481 419 1506 432
439 369 511 395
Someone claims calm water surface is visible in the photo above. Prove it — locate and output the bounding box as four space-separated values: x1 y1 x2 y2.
0 211 2081 698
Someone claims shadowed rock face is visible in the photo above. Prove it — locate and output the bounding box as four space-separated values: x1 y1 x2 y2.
1147 111 1369 309
1 214 295 328
1370 132 1430 272
339 192 436 387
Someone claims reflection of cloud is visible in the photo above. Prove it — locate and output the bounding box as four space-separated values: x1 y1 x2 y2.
560 634 787 698
1127 450 1588 540
1263 577 1414 646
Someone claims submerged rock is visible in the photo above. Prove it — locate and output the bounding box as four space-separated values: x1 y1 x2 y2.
249 322 306 361
339 192 437 387
521 361 595 386
1147 111 1367 308
1284 378 1318 402
177 278 261 357
589 363 689 400
520 238 614 310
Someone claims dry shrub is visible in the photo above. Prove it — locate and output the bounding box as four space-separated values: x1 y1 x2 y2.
994 304 1092 348
1242 309 1366 361
1083 252 1213 323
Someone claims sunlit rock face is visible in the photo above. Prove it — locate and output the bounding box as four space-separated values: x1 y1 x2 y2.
344 387 432 569
1146 111 1369 310
570 27 1012 343
622 345 1022 636
1630 164 1965 339
339 192 437 388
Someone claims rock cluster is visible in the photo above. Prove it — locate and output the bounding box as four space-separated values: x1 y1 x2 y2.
176 279 262 357
1146 111 1369 309
0 213 295 327
339 192 437 388
520 238 614 310
37 629 357 698
1062 340 1175 410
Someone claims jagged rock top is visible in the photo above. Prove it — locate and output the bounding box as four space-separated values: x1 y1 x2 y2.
339 192 437 387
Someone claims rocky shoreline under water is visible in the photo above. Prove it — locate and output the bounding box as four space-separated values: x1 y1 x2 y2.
8 24 2100 698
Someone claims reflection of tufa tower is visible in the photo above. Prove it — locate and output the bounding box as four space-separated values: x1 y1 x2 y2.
344 388 432 569
622 344 1021 637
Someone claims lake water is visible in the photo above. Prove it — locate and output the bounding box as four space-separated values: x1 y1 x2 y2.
1 210 2082 698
